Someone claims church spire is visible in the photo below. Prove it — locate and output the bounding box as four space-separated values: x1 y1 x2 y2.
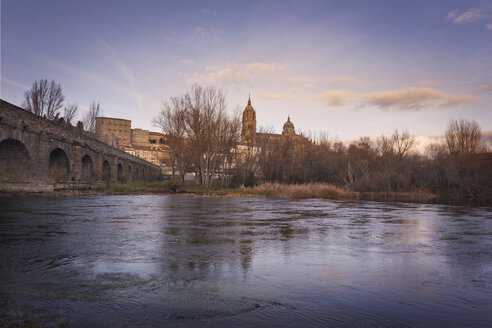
242 93 256 144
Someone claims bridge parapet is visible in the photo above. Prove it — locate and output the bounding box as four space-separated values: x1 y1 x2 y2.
0 99 160 192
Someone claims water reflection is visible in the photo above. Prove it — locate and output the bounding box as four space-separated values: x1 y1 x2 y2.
0 196 491 327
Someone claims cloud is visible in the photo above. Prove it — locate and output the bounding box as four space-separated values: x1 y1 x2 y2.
487 23 492 30
318 90 354 106
446 10 459 21
188 62 286 85
1 77 30 90
446 6 492 24
194 26 220 41
317 86 479 111
481 83 492 92
188 61 360 92
179 59 195 65
414 135 444 152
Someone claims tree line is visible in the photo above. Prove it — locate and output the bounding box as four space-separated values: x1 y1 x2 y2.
237 120 490 204
22 79 102 132
155 86 491 204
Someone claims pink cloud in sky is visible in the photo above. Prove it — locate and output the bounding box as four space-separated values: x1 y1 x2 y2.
318 87 479 111
446 6 492 24
188 62 286 85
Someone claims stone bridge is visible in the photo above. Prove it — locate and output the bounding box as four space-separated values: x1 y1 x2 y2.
0 99 160 192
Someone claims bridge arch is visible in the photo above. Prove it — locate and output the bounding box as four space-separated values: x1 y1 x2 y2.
102 160 111 183
0 138 31 182
49 148 70 182
117 163 125 182
81 154 94 181
128 165 132 182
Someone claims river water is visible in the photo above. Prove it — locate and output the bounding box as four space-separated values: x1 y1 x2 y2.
0 195 491 327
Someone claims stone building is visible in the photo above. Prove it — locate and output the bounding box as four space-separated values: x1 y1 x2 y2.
95 117 170 173
131 128 150 146
240 96 303 145
233 96 308 182
149 131 168 145
282 116 295 136
241 95 257 144
128 130 170 170
119 143 170 170
95 117 132 146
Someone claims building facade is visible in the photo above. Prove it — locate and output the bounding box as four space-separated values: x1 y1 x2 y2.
241 95 257 144
95 117 170 173
95 117 132 146
240 97 301 145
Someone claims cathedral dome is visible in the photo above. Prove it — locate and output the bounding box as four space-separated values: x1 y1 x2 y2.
282 116 295 136
283 116 294 128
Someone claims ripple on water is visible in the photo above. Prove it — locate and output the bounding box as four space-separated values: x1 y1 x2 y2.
0 195 491 327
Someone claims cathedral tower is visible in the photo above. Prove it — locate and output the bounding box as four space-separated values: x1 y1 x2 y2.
241 95 257 144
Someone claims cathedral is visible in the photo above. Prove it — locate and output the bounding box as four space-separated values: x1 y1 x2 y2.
241 96 298 145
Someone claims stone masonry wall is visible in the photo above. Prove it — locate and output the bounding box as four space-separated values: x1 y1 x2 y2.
0 99 160 192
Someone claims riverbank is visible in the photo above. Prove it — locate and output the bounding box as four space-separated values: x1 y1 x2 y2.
0 181 450 205
88 181 438 204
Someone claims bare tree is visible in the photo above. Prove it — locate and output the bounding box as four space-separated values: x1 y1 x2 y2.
392 129 416 160
425 142 446 160
333 140 346 153
184 85 241 188
154 85 240 188
376 134 395 192
376 135 394 156
63 102 79 125
23 79 65 119
445 119 483 155
153 96 189 185
83 101 103 133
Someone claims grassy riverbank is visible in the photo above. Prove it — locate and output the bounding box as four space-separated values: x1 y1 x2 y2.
93 181 437 204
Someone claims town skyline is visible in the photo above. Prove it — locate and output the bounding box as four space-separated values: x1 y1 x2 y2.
1 0 491 143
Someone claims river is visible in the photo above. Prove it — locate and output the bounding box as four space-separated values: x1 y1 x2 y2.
0 195 491 327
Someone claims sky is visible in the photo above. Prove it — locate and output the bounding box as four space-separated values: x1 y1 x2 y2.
1 0 491 144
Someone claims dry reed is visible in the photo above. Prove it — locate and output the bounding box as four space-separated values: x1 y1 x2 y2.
242 182 353 200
